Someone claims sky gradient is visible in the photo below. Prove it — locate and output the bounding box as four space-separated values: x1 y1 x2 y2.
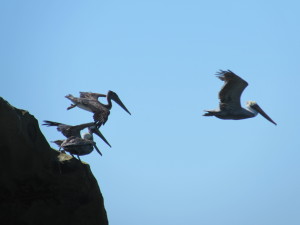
1 1 300 225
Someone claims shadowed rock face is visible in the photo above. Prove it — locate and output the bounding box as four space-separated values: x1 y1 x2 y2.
0 97 108 225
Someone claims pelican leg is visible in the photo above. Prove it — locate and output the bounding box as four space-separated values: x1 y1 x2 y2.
58 146 66 153
67 104 77 110
77 155 83 164
57 153 62 175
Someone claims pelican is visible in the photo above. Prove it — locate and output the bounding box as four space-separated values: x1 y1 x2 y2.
43 120 111 147
53 133 102 162
65 90 131 127
203 70 277 125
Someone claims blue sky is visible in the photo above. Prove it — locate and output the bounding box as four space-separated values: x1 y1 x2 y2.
1 0 300 224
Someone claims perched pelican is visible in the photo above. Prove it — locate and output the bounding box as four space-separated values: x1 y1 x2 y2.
53 134 102 162
65 90 131 127
203 70 277 125
43 120 111 147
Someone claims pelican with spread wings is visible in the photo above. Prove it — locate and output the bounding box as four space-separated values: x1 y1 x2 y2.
203 70 277 125
43 120 111 147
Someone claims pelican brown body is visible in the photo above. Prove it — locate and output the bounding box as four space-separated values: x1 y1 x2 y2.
53 134 103 162
203 70 277 125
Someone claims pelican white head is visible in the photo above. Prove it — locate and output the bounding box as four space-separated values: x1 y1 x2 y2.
246 101 259 115
82 133 93 140
247 101 277 125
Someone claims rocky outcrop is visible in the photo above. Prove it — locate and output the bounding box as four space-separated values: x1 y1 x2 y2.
0 97 108 225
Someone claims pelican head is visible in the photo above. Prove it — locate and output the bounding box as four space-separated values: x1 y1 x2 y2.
82 132 93 140
84 127 104 156
108 90 131 115
88 125 111 147
246 101 277 125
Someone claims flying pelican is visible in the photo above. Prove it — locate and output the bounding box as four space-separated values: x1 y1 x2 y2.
65 90 131 127
203 70 277 125
43 120 111 147
53 133 102 162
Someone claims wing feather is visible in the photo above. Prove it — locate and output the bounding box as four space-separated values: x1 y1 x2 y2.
80 92 106 100
216 70 248 110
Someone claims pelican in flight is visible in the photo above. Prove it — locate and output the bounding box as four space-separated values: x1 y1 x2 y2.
43 120 111 147
203 70 277 125
53 133 103 162
65 90 131 127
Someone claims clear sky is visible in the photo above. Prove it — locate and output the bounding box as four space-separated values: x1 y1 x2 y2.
1 0 300 224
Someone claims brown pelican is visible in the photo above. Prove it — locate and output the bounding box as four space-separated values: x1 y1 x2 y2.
53 134 103 162
65 90 131 127
203 70 277 125
43 120 111 147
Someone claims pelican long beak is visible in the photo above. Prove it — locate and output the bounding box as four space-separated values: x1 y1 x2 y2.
113 95 131 115
92 127 112 148
93 143 102 156
252 104 277 125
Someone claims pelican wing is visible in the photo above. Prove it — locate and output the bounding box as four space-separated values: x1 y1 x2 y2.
71 122 96 135
80 92 106 100
93 111 110 126
43 120 73 138
217 70 248 110
76 97 104 112
43 120 96 138
75 98 110 124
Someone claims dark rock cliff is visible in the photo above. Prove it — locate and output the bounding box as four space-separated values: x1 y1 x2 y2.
0 97 108 225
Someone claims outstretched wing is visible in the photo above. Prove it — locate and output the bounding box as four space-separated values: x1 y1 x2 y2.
93 111 110 126
79 92 106 100
70 122 97 137
43 120 72 137
43 120 95 138
216 70 248 110
67 96 103 113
